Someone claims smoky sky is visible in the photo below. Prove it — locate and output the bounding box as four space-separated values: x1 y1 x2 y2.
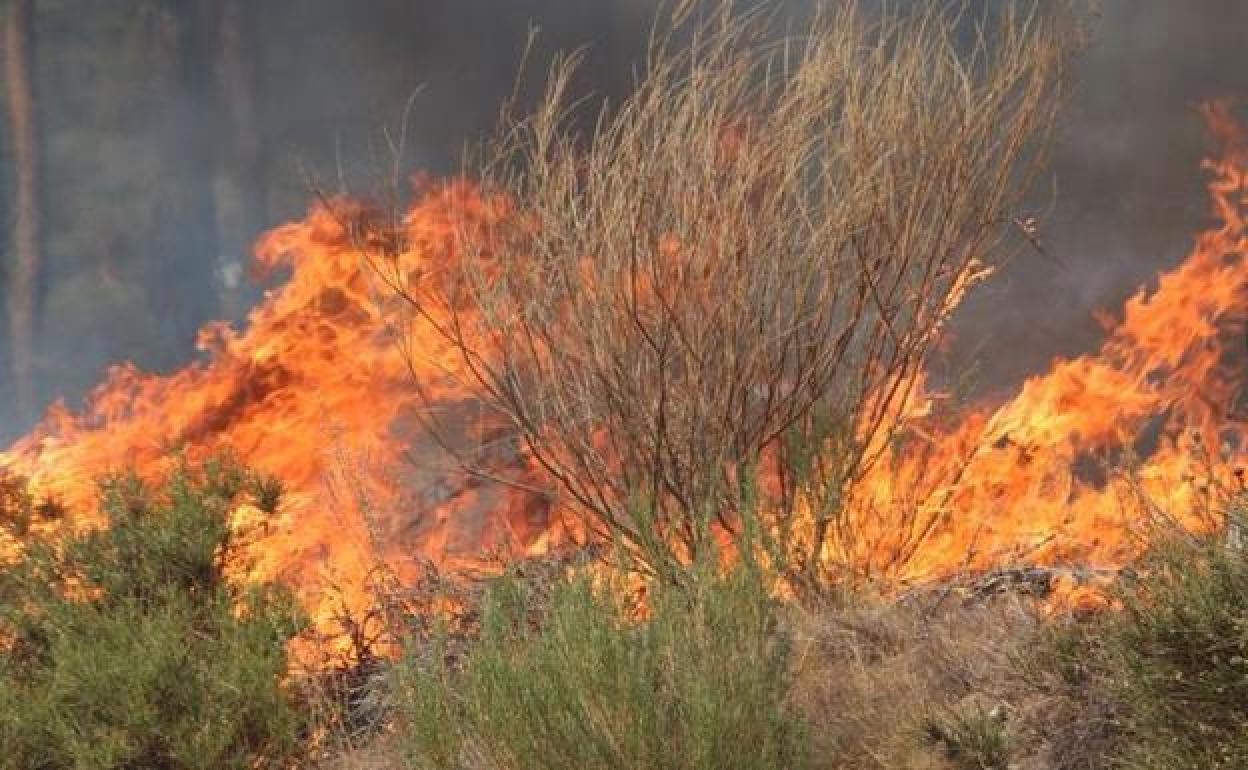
3 0 1248 442
956 0 1248 390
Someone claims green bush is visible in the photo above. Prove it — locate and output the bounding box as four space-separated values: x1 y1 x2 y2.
0 457 307 770
1043 512 1248 769
390 561 809 770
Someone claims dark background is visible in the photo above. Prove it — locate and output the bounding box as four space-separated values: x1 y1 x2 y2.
1 0 1245 443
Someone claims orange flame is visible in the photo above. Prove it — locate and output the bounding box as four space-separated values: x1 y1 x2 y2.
2 109 1247 643
843 103 1248 583
0 182 550 644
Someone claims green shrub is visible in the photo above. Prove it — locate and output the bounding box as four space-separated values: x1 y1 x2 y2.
390 561 809 770
0 457 307 770
1043 512 1248 769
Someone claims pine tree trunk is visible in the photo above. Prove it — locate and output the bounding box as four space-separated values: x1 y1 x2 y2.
3 0 41 422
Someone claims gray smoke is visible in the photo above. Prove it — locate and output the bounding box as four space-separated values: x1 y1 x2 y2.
955 0 1248 389
3 0 1246 442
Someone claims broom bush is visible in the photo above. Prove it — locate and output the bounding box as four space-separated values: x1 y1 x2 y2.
0 457 307 770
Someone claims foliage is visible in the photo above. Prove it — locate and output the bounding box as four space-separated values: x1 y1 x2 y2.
379 0 1076 592
1038 506 1248 769
389 559 809 770
0 457 307 770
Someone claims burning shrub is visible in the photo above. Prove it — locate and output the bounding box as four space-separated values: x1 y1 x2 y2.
0 467 64 538
0 457 307 770
388 561 808 770
378 0 1078 592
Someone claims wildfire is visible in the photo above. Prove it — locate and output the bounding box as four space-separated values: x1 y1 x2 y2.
0 181 551 642
844 103 1248 586
2 110 1246 640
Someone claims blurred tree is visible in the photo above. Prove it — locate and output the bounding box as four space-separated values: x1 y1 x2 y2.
147 0 221 349
0 0 665 442
3 0 42 422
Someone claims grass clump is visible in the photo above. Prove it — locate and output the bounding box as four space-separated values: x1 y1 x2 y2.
390 561 808 770
0 457 307 770
1035 509 1248 769
922 705 1010 770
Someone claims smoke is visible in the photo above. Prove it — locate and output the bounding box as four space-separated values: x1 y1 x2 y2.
255 1 659 181
3 0 664 442
954 0 1248 389
4 0 1247 442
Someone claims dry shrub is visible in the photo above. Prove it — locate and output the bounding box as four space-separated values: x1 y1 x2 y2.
378 1 1077 591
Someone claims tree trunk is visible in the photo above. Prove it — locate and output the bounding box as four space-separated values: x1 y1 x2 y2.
3 0 41 423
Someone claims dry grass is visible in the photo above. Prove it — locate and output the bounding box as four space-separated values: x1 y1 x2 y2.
789 590 1040 769
319 741 404 770
374 0 1078 593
